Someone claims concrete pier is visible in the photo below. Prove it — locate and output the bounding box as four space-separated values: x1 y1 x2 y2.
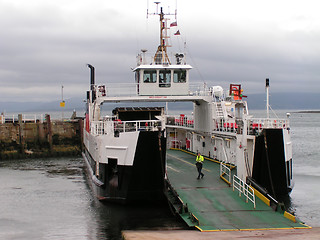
122 228 319 240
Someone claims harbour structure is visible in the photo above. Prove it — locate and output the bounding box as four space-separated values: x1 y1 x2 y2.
0 113 82 159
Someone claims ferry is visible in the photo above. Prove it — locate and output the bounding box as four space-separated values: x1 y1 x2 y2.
82 3 293 204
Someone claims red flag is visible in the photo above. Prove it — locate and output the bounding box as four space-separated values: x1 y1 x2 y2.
170 21 177 27
174 30 180 35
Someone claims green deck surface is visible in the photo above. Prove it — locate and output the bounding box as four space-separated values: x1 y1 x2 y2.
166 149 309 231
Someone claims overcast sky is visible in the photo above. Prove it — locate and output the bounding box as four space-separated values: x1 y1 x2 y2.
1 0 319 103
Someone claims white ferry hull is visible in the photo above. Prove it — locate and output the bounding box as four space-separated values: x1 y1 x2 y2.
83 130 166 203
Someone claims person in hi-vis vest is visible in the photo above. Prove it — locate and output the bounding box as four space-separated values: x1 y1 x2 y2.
196 153 204 179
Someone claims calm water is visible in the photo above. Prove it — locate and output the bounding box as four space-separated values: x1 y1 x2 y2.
0 158 183 240
0 110 319 239
289 111 320 226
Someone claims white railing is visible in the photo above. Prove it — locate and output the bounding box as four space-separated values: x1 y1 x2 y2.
22 114 44 123
249 118 289 131
91 121 108 135
213 118 289 135
115 120 162 132
220 162 231 184
233 175 256 208
90 119 162 135
93 83 137 97
0 114 44 124
166 115 194 128
136 52 188 66
214 119 237 133
189 83 216 97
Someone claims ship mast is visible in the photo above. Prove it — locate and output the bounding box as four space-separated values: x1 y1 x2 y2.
266 78 270 119
148 2 176 65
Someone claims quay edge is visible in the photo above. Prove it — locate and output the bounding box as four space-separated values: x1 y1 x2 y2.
122 227 319 240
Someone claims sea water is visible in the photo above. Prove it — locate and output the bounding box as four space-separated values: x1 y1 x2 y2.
0 158 182 240
0 110 319 239
289 111 320 226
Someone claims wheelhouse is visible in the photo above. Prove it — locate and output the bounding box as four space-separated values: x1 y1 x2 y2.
134 65 192 96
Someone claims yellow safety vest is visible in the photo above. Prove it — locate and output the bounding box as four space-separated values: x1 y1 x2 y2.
196 155 204 163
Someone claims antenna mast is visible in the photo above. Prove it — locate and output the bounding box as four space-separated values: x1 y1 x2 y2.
147 2 176 65
266 78 270 119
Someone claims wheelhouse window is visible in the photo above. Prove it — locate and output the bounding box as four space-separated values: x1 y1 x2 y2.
173 69 187 83
159 70 171 88
143 70 157 83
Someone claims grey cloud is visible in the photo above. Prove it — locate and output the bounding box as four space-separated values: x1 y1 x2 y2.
1 0 319 104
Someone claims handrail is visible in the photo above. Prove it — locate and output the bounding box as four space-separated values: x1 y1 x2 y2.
0 114 44 124
22 114 44 123
166 115 194 129
233 175 256 208
90 119 162 135
220 162 231 185
249 118 289 130
213 117 289 135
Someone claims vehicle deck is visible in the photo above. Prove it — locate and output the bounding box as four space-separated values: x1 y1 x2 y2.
166 149 310 232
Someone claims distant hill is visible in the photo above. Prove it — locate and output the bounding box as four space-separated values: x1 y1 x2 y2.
246 92 320 110
1 92 319 113
0 97 85 113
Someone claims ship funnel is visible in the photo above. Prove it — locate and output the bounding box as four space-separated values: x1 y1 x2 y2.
87 64 95 90
87 64 96 103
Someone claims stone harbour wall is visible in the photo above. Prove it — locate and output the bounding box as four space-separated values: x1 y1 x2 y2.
0 114 84 160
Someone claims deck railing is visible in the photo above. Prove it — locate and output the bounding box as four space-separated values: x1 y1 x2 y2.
166 115 194 128
214 119 237 133
90 119 162 135
220 162 231 185
91 121 113 135
233 175 256 208
248 118 289 132
167 115 289 135
213 118 289 135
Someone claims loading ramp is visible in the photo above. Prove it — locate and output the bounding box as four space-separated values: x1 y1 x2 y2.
165 149 310 231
